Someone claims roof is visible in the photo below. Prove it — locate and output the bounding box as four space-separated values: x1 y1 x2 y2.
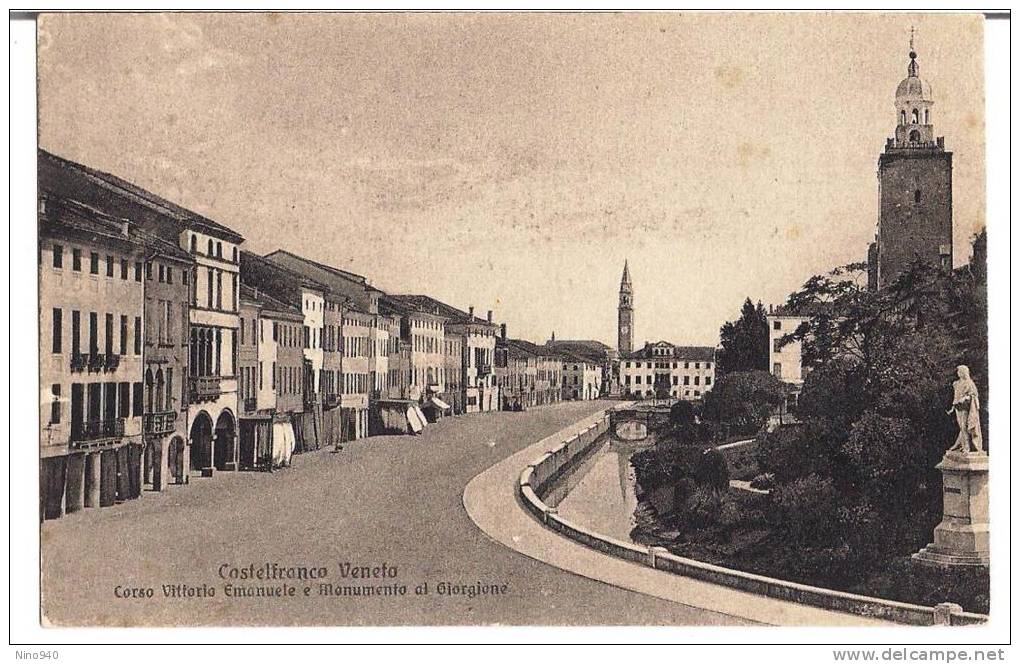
239 283 303 319
386 294 497 327
240 250 338 308
621 343 716 362
39 196 143 250
39 149 245 244
263 249 373 314
545 339 613 362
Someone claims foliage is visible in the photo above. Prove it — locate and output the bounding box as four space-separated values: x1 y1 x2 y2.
769 474 839 544
693 448 730 492
717 298 769 375
701 370 787 436
749 473 775 490
681 486 722 528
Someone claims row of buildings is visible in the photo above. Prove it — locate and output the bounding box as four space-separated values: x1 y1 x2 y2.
38 150 619 521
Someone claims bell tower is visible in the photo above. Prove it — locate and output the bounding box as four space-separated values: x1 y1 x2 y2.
873 31 953 289
618 260 634 354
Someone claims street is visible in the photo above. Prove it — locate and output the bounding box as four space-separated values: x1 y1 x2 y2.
41 400 747 626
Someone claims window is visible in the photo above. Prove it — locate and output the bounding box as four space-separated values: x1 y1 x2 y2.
182 269 189 285
119 382 130 418
684 375 690 385
232 247 238 263
914 189 922 204
120 258 128 280
909 129 920 142
167 266 173 284
158 264 165 282
207 239 214 255
132 382 143 416
52 245 63 268
106 255 114 277
52 308 62 353
50 384 61 423
146 262 153 280
71 311 80 356
134 261 142 281
89 312 98 354
90 252 99 274
911 108 919 124
773 339 782 353
706 376 712 386
72 248 81 271
120 315 128 355
105 313 114 356
134 316 142 355
207 268 214 308
216 242 222 259
190 235 197 253
694 376 700 386
773 320 781 330
240 318 245 345
900 110 906 125
925 109 930 124
773 362 782 378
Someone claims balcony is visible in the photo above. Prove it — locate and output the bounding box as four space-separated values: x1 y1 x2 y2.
323 394 340 409
70 353 121 374
477 363 492 377
243 397 257 413
71 418 125 446
189 376 222 403
143 410 177 435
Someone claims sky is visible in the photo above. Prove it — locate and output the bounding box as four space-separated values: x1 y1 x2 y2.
38 12 985 347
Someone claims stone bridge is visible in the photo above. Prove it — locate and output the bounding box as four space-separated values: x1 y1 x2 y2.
608 403 673 444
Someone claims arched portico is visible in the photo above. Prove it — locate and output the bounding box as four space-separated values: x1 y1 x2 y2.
190 411 214 473
214 409 238 471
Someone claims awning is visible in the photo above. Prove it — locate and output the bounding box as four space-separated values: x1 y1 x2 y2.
425 397 451 411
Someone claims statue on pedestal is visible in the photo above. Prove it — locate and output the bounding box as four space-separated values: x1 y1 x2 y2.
947 365 983 454
913 364 989 568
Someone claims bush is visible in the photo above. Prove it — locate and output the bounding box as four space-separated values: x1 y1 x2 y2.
682 486 722 527
770 473 838 543
701 370 787 434
694 448 730 492
750 473 776 490
722 442 759 481
755 419 844 484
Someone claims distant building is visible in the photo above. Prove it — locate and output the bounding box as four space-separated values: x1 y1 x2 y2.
766 308 810 385
546 337 616 397
558 353 603 401
868 38 953 289
619 341 716 400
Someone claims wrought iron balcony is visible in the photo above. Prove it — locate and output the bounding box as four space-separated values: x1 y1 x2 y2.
189 376 222 403
70 352 121 374
477 363 492 377
143 410 177 435
71 418 125 444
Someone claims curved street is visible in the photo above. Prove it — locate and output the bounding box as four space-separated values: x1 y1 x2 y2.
41 400 749 626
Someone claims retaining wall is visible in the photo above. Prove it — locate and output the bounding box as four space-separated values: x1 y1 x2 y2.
517 407 987 627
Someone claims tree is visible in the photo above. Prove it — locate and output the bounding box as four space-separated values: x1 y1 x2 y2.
717 298 769 375
700 370 787 436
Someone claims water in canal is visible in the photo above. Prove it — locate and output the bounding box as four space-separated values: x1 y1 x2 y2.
544 435 651 542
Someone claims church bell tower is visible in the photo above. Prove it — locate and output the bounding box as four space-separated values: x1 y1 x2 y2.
872 31 954 289
618 260 634 354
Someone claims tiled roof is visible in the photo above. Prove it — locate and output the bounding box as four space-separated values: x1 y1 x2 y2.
386 294 496 327
263 250 373 314
239 283 303 318
39 149 245 243
621 343 716 362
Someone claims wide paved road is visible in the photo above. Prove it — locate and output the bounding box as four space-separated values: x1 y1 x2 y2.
41 400 748 626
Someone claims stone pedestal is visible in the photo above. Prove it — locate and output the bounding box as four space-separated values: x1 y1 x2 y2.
913 450 989 567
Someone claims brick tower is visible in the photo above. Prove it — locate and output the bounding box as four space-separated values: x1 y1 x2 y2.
618 260 634 355
871 33 953 289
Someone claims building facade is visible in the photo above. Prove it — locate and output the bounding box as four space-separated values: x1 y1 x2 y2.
620 342 716 400
869 41 953 289
38 196 147 519
141 233 193 489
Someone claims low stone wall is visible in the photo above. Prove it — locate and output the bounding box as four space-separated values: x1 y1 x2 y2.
517 408 987 627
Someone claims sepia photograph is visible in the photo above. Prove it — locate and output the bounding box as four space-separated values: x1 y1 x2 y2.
14 7 1009 647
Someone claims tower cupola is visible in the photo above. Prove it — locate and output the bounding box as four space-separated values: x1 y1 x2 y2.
893 29 937 147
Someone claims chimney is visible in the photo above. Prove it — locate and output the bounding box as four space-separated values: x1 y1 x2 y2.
500 323 507 341
469 305 475 319
487 310 493 323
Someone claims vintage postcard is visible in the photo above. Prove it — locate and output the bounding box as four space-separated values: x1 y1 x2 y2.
33 11 994 632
